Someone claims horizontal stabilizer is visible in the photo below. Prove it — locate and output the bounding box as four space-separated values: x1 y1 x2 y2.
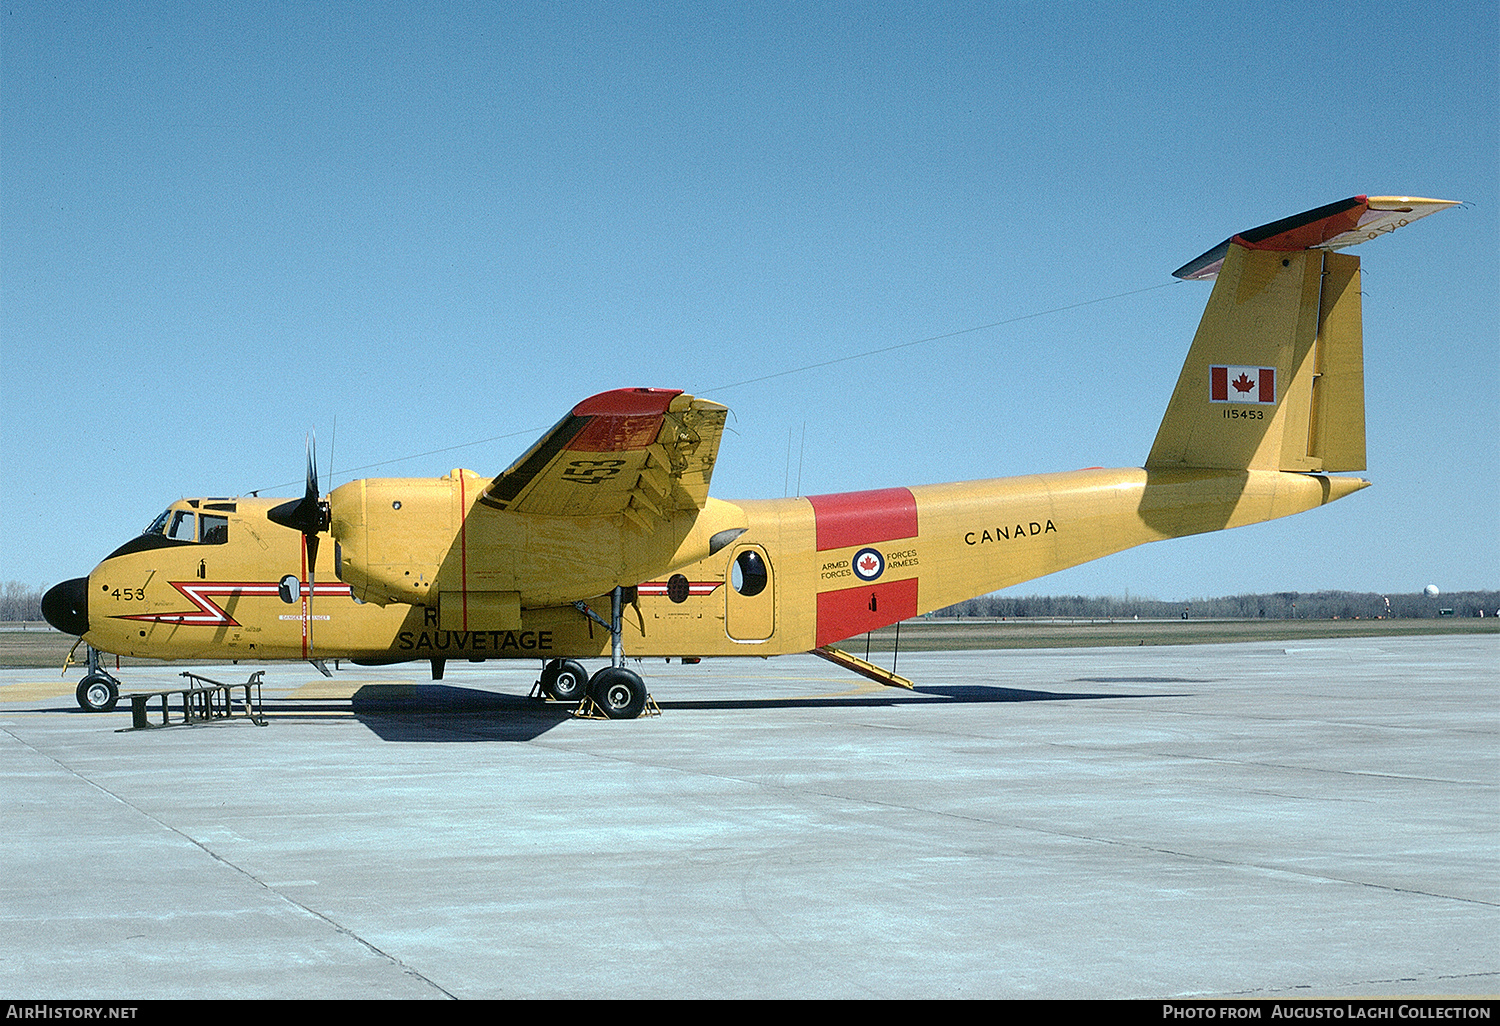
1174 196 1459 281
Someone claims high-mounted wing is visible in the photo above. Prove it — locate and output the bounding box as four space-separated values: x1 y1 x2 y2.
479 388 729 526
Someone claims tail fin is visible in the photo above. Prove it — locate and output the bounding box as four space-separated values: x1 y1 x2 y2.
1146 196 1457 473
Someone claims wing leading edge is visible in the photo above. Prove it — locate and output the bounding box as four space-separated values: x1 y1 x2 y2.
480 388 729 525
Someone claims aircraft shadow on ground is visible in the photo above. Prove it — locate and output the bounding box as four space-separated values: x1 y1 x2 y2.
349 685 572 742
326 681 1194 742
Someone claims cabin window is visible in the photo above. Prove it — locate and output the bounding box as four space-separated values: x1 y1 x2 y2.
143 508 229 544
731 549 768 597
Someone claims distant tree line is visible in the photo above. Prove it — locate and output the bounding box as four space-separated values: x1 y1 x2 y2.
937 590 1500 620
1 582 44 622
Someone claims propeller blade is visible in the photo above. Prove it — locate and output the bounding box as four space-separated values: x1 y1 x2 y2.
268 433 329 535
305 432 319 506
303 529 319 659
302 434 322 659
265 434 329 661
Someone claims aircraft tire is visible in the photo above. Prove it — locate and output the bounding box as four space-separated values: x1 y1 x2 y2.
541 659 590 702
588 666 648 720
76 674 119 713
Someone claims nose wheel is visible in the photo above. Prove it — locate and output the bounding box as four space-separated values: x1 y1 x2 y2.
76 672 120 712
73 646 120 712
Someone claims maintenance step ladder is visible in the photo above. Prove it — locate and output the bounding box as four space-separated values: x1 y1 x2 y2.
810 645 914 689
121 670 268 731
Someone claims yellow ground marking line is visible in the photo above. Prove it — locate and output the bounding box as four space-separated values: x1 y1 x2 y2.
3 672 896 706
278 679 423 700
794 677 889 700
0 682 75 701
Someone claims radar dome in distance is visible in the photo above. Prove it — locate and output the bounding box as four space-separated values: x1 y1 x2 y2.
1424 584 1440 597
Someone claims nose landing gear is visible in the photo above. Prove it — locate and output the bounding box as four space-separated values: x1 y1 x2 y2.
77 673 120 712
73 648 120 712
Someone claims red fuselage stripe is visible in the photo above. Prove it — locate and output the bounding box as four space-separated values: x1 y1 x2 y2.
115 581 352 628
806 488 919 552
815 578 920 648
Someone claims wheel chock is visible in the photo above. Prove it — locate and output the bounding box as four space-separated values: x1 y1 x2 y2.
571 693 661 720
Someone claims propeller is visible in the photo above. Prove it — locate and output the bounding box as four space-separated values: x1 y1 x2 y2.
268 435 329 658
268 434 328 536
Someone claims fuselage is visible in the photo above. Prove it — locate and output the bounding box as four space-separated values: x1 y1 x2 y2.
44 465 1365 665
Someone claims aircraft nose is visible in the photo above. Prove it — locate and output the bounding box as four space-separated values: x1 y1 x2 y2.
42 577 89 636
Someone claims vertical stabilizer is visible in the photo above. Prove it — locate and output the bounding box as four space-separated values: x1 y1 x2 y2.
1146 195 1455 473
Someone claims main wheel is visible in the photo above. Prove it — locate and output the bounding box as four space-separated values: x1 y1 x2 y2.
76 674 119 712
587 666 648 720
540 658 590 702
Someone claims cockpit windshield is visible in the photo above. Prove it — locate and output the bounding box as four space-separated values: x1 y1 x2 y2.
144 509 172 536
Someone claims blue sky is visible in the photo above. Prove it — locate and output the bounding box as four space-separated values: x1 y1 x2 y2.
3 2 1496 600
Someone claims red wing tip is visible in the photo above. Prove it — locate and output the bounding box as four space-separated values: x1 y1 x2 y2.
572 388 685 417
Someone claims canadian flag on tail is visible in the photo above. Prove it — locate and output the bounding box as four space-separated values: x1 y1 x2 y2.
1210 365 1275 404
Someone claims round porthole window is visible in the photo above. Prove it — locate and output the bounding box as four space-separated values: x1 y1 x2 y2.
731 550 767 597
668 573 690 603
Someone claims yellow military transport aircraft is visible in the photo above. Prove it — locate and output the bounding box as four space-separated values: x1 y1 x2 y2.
43 195 1457 716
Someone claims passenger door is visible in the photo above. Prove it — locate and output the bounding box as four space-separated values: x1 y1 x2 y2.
725 544 774 641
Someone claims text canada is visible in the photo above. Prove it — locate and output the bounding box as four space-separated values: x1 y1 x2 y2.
964 520 1057 545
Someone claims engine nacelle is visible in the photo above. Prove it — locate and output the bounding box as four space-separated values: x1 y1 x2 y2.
331 471 750 614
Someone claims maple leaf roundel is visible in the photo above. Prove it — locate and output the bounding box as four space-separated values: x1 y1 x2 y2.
852 547 885 581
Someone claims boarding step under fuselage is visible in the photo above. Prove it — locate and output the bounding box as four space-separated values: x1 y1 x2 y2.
810 644 914 689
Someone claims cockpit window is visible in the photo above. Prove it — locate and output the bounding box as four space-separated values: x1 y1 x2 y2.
200 515 228 545
168 511 196 541
145 509 172 536
142 507 229 544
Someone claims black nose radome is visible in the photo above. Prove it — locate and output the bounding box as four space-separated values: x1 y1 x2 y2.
42 577 89 636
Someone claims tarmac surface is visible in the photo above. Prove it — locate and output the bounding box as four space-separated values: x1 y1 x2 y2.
1 635 1495 1000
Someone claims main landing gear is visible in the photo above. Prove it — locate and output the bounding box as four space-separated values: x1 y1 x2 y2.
582 666 650 719
537 659 650 719
535 587 655 719
538 658 590 702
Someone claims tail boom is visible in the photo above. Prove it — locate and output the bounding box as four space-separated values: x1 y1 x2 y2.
713 466 1368 653
896 466 1368 616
